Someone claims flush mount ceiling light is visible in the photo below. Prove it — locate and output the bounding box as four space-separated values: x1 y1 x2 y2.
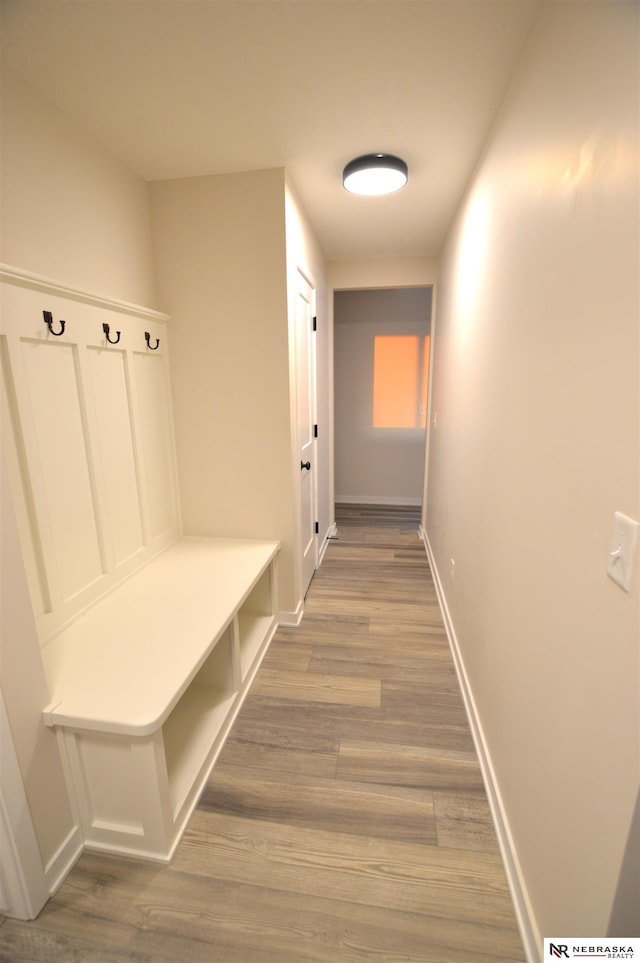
343 153 408 196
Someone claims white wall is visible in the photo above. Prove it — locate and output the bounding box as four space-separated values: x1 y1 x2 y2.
0 66 157 307
150 169 302 615
334 287 431 504
0 67 158 877
329 257 438 291
425 0 639 947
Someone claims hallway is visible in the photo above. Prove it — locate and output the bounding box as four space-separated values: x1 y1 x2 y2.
0 505 524 962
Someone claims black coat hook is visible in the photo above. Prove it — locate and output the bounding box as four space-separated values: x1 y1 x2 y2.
102 322 121 345
145 331 160 350
43 310 66 336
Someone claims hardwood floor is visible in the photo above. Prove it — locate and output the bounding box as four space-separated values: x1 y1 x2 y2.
0 504 525 962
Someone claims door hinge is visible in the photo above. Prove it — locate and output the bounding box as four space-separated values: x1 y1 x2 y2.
312 315 317 331
313 424 318 438
315 521 319 534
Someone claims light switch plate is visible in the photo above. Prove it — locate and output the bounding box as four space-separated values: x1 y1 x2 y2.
607 511 639 592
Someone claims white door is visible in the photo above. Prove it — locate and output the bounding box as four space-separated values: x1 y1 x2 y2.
295 271 317 595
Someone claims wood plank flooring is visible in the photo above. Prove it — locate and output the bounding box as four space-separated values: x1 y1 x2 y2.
0 504 525 962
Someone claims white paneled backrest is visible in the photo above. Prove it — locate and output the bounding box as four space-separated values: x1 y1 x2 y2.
0 266 181 644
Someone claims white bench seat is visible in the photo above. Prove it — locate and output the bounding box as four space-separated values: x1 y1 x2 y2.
41 535 279 863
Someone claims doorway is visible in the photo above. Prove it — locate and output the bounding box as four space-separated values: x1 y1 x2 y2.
333 287 432 506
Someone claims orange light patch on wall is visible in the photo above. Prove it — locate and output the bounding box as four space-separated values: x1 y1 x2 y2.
373 335 430 428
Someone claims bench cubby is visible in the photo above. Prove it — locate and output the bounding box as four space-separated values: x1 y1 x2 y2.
162 623 237 817
237 563 277 680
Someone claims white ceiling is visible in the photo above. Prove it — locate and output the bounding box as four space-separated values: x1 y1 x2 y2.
1 0 542 261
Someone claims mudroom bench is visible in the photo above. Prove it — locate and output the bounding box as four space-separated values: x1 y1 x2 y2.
41 536 279 863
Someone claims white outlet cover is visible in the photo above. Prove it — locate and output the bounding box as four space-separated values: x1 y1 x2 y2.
607 511 639 592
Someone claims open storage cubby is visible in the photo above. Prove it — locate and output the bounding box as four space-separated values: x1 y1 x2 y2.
237 565 276 680
162 624 238 817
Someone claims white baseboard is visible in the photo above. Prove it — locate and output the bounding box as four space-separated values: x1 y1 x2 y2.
419 525 541 963
318 523 338 565
335 495 422 506
280 525 338 625
44 824 83 896
278 604 303 627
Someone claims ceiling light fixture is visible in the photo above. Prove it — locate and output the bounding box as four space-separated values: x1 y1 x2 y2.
343 153 408 196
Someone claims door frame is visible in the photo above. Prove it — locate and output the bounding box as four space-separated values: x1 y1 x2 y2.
0 689 50 919
294 267 319 601
330 282 435 515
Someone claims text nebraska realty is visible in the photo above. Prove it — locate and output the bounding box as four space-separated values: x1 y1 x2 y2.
551 947 635 959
